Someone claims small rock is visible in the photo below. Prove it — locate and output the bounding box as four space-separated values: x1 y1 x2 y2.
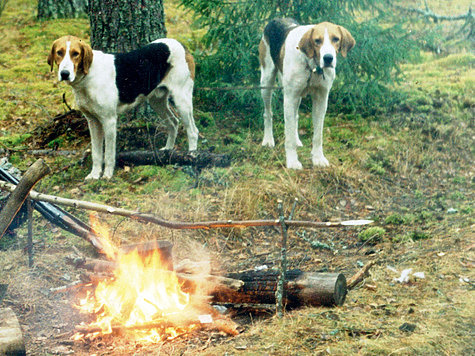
69 188 81 195
399 322 416 333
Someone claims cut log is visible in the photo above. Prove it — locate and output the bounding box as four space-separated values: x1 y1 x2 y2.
116 149 231 169
68 252 345 308
0 308 26 356
0 159 50 239
214 270 347 308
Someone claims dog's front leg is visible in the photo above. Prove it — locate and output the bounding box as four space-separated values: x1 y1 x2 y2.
85 116 104 180
102 116 117 179
283 89 303 170
310 89 330 167
260 68 277 147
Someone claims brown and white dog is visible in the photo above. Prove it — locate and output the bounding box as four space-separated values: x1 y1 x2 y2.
48 36 198 179
259 18 355 169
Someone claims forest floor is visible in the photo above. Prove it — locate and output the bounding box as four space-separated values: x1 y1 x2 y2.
0 0 473 355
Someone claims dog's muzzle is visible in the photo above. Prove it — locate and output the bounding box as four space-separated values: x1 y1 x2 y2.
323 54 334 68
60 70 70 81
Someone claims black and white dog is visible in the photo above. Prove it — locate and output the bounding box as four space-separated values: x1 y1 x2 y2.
259 19 355 169
48 36 198 179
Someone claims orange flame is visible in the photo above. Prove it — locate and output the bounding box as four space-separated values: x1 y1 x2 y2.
74 215 200 342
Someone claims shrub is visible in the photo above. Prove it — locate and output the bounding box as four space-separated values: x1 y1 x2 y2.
358 226 386 243
181 0 419 117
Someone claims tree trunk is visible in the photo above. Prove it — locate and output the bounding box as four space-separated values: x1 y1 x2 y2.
37 0 88 19
88 0 167 143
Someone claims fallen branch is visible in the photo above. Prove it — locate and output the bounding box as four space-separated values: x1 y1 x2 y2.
0 181 373 231
116 149 231 169
0 169 107 252
0 159 50 238
75 315 239 337
347 260 378 290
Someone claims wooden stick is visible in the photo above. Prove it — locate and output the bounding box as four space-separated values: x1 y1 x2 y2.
76 319 239 337
346 260 377 290
75 320 191 335
0 181 373 231
27 199 33 267
0 159 50 239
275 200 288 318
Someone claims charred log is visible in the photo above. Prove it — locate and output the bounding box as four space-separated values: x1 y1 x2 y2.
116 149 231 169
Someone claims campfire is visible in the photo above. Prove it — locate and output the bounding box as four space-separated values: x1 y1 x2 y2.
73 216 225 342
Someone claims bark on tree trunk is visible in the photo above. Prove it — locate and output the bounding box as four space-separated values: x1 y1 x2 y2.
88 0 166 52
88 0 167 134
37 0 88 19
213 270 348 308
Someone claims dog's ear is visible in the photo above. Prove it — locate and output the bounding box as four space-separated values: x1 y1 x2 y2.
47 41 57 72
79 40 93 75
298 28 316 59
338 26 355 57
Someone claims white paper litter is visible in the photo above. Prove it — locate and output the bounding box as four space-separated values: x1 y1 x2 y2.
198 314 213 324
392 268 426 283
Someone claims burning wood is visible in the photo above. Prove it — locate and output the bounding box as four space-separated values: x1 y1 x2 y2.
70 253 346 310
69 216 240 342
71 257 244 292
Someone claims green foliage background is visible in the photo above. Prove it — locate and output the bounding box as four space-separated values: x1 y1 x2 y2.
181 0 419 116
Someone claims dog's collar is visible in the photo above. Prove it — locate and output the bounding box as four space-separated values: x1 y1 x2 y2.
308 58 325 80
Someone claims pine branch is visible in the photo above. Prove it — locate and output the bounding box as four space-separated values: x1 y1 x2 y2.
392 2 473 23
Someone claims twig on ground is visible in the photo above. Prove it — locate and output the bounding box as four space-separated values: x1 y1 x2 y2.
347 260 378 290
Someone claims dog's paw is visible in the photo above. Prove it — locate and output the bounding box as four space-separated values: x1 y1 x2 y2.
312 155 330 167
102 168 114 179
85 172 101 180
286 159 303 170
